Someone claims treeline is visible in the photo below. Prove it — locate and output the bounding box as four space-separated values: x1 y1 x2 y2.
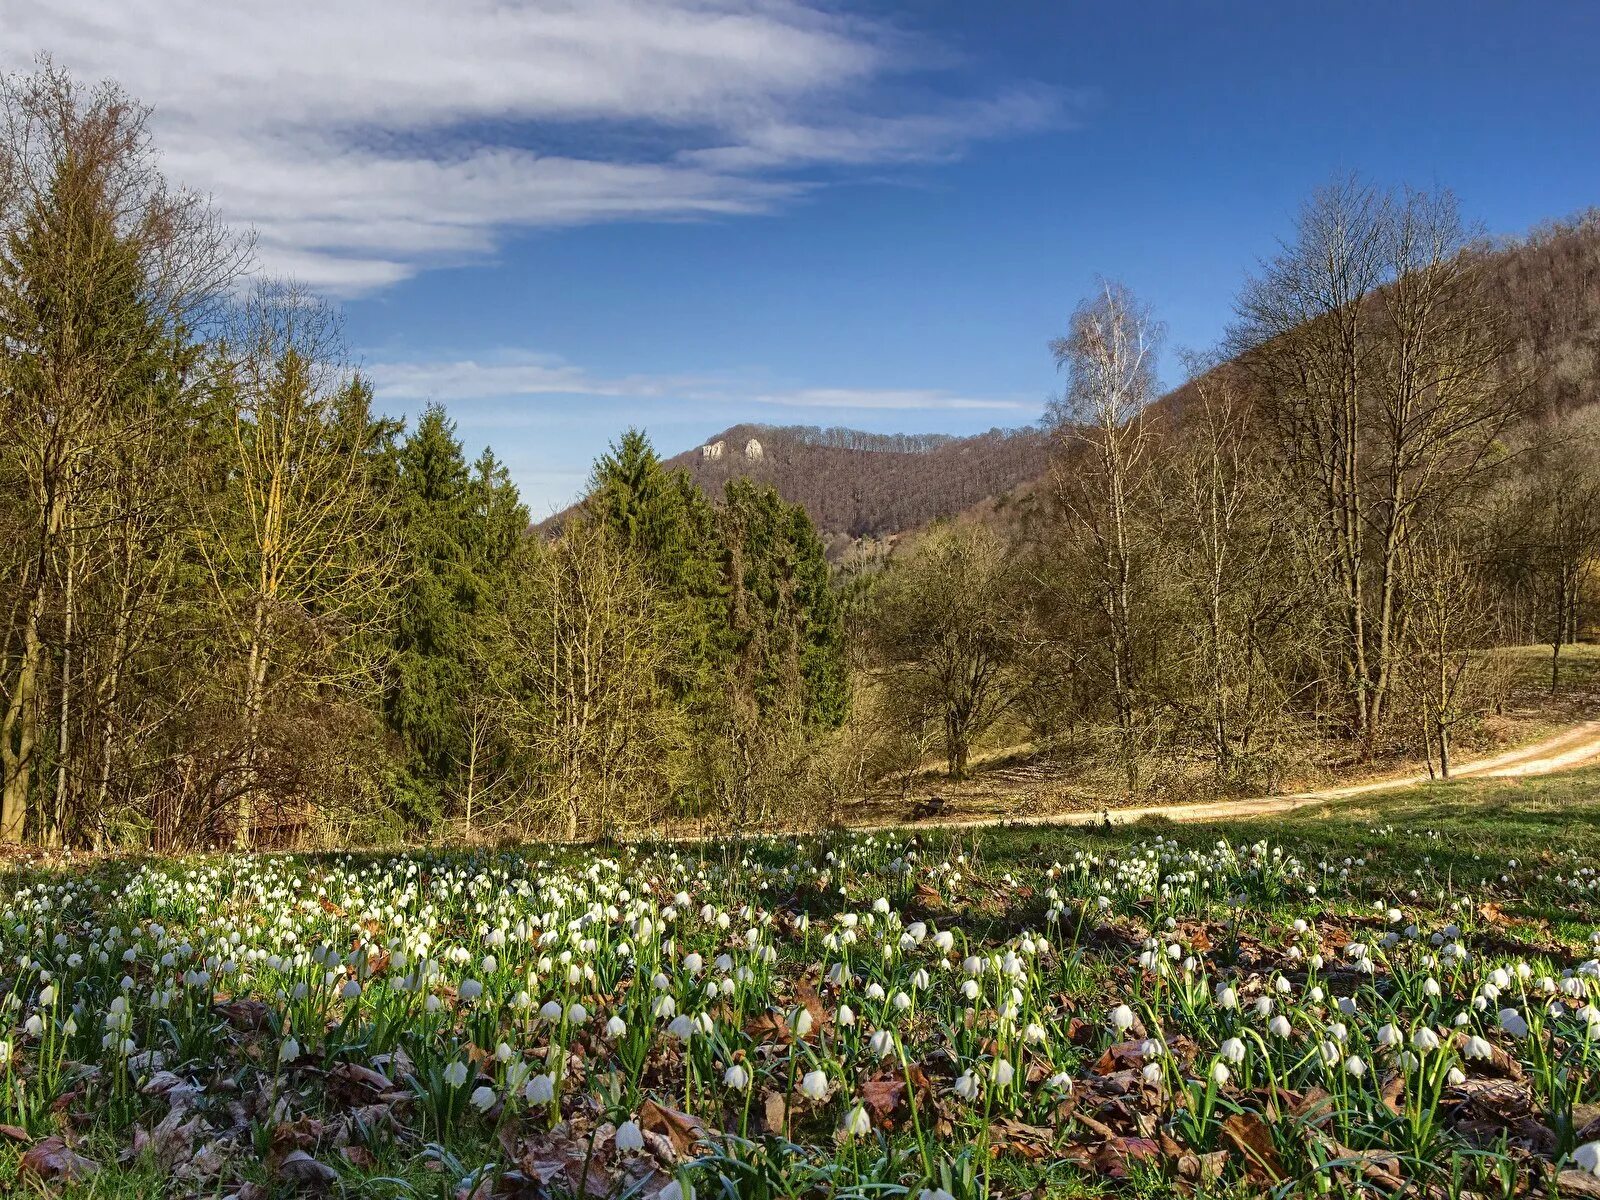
668 423 1053 546
0 66 846 849
860 181 1600 793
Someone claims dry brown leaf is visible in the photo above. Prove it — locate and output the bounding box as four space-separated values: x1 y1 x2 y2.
1219 1112 1285 1183
859 1076 906 1123
21 1136 100 1182
278 1148 338 1187
639 1098 711 1157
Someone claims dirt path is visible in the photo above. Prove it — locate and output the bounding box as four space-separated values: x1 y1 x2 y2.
847 718 1600 835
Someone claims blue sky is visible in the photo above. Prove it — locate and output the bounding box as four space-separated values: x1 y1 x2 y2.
9 1 1600 514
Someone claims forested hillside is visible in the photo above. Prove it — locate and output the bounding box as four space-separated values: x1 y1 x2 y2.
650 213 1600 555
662 423 1052 552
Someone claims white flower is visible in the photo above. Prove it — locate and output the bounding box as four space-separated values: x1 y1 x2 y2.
524 1073 556 1104
1220 1037 1245 1064
1499 1008 1529 1038
1110 1004 1135 1032
1344 1055 1367 1078
660 1181 694 1200
1376 1023 1402 1047
799 1069 829 1100
279 1036 300 1063
1463 1035 1494 1061
469 1085 497 1112
952 1071 980 1101
1574 1141 1600 1176
615 1119 645 1153
443 1060 469 1088
1210 1061 1230 1085
993 1059 1015 1087
1412 1028 1440 1052
668 1015 696 1042
1268 1015 1292 1038
843 1103 871 1137
606 1016 627 1038
837 1005 856 1027
341 979 362 1001
789 1007 813 1038
459 979 483 1002
724 1064 750 1091
868 1029 895 1059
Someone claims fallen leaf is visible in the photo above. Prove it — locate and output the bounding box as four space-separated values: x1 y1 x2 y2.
1219 1112 1285 1183
859 1076 906 1123
1092 1136 1160 1177
639 1099 710 1157
761 1090 786 1134
20 1137 100 1182
278 1148 337 1187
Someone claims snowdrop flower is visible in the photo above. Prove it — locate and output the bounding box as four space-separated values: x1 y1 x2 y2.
1463 1035 1494 1061
1211 1061 1230 1085
789 1007 813 1038
1499 1008 1529 1038
1412 1027 1440 1052
443 1060 469 1088
660 1179 693 1200
724 1064 750 1091
1345 1055 1367 1078
952 1071 980 1101
470 1085 497 1112
1110 1004 1135 1032
1268 1015 1292 1038
993 1059 1015 1087
837 1005 856 1027
799 1069 829 1100
1376 1023 1402 1048
615 1120 645 1154
606 1016 626 1038
459 979 483 1002
524 1073 556 1105
1220 1037 1245 1064
279 1036 300 1063
1574 1142 1600 1176
843 1103 871 1137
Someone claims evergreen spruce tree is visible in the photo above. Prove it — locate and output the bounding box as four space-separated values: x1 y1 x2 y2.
384 404 518 826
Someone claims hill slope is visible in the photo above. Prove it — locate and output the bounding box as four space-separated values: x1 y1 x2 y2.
553 211 1600 550
660 423 1053 554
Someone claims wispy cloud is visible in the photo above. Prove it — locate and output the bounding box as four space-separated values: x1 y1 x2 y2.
5 1 1070 295
363 352 1031 413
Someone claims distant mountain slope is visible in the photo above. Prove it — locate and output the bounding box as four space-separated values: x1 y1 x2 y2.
661 423 1052 553
549 212 1600 553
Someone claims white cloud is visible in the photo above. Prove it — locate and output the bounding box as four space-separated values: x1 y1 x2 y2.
4 0 1067 295
363 352 1031 413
